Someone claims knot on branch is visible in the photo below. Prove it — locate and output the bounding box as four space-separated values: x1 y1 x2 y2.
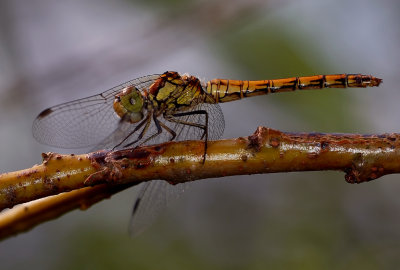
344 153 386 184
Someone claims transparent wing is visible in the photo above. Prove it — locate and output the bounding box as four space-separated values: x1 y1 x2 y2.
129 180 189 237
117 102 225 148
128 102 225 236
129 181 166 237
32 74 160 149
168 102 225 142
91 117 143 151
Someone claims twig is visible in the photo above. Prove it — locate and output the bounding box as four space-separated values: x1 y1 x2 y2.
0 183 134 240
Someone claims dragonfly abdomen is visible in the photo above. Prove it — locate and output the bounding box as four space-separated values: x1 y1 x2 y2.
206 74 382 103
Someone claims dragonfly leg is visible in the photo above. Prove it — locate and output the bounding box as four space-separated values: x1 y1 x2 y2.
128 113 163 147
166 110 208 163
158 121 177 141
116 113 152 149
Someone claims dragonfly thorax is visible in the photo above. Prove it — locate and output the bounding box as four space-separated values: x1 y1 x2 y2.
147 71 206 115
113 86 145 123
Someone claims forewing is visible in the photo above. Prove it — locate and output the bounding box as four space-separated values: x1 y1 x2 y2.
32 74 160 149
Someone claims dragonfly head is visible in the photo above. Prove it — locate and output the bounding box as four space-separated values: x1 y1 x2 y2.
113 86 144 123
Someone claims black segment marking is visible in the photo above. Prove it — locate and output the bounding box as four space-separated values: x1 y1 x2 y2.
355 74 362 84
219 80 227 86
270 80 275 93
216 82 221 102
239 80 244 99
245 80 250 96
294 77 299 90
321 75 326 88
225 80 229 98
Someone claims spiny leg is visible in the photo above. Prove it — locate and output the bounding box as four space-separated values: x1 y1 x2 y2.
113 114 151 150
117 113 152 149
158 121 177 141
166 110 208 163
130 113 164 147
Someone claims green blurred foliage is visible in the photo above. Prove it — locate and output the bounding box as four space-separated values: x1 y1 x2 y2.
216 22 360 132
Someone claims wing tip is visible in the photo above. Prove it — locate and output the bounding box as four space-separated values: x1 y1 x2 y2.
37 108 53 119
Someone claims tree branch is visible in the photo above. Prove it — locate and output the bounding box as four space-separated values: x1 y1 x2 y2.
1 126 400 240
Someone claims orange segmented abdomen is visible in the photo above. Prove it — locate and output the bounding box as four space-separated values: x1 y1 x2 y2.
205 74 382 103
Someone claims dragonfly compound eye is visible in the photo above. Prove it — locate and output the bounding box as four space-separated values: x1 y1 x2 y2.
113 86 144 123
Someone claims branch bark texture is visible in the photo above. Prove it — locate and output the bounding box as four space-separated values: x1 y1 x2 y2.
1 126 399 239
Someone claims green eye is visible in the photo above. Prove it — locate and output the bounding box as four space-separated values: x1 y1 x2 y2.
120 87 143 113
113 86 145 123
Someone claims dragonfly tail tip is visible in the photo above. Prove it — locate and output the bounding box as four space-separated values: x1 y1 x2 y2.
371 76 382 87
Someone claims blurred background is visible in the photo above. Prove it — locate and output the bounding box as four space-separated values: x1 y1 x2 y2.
0 0 399 269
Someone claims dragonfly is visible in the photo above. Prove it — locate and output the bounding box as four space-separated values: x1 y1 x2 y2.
33 71 382 235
